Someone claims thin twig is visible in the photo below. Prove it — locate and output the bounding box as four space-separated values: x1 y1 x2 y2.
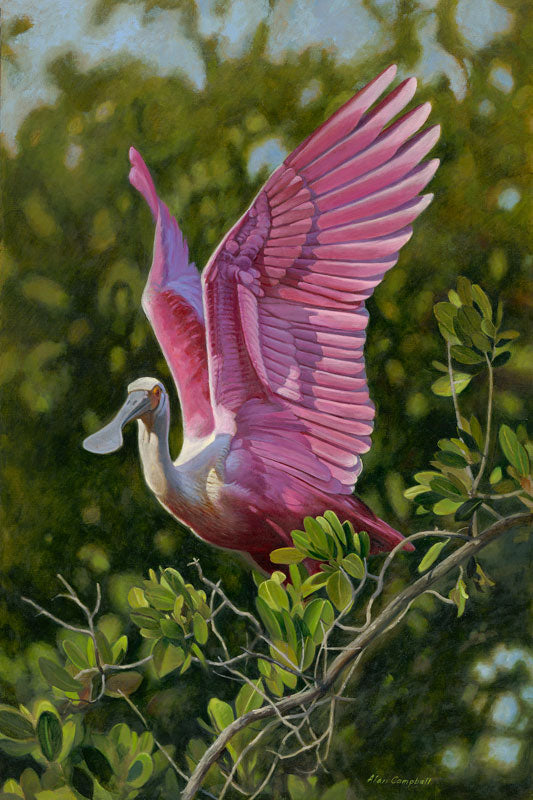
21 597 91 635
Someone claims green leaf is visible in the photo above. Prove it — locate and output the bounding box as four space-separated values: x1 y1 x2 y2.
489 466 502 485
455 304 482 339
469 415 484 450
434 450 468 468
105 671 142 697
496 329 519 344
449 578 469 617
430 476 465 498
341 554 365 580
193 612 208 645
128 587 148 608
457 429 478 451
432 360 449 373
235 679 264 717
143 585 175 611
499 425 530 476
434 301 457 332
258 579 289 611
159 617 184 641
71 767 94 799
492 351 511 368
417 541 448 572
36 712 62 762
0 709 34 740
111 635 128 664
291 530 312 555
208 698 234 732
61 640 89 671
450 345 484 364
255 597 284 639
127 753 153 788
302 599 325 637
303 516 333 558
326 570 352 611
94 631 112 666
358 531 371 559
448 288 461 307
454 497 483 521
270 547 305 564
433 498 463 515
456 276 473 305
404 484 430 499
130 607 163 631
431 373 472 397
38 658 83 693
83 746 113 787
323 510 347 545
474 563 496 591
301 571 330 598
152 641 184 678
481 318 496 338
471 284 492 319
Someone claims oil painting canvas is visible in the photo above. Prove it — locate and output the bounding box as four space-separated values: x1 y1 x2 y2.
1 1 532 798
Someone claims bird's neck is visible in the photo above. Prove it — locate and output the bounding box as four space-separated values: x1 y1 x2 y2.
136 401 175 500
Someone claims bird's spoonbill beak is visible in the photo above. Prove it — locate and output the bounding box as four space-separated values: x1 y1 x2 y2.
82 390 153 455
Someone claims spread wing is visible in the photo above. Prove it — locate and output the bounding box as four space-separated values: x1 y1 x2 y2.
129 148 214 441
203 64 440 493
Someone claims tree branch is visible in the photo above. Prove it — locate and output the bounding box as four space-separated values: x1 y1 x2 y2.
181 512 533 800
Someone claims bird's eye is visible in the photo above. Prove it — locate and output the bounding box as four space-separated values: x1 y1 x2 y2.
153 386 161 397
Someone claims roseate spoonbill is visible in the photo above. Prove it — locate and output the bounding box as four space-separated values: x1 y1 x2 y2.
83 65 439 573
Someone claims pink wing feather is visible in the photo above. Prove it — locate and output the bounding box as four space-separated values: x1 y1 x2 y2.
129 148 214 441
203 65 439 494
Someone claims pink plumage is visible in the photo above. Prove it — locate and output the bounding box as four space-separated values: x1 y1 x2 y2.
96 66 440 573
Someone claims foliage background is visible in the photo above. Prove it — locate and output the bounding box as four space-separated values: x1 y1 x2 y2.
1 0 532 796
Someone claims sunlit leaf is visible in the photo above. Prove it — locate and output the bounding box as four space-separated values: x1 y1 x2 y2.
235 679 264 717
193 612 208 645
152 641 184 678
489 466 502 485
431 373 472 397
270 547 305 564
472 284 492 319
433 498 463 515
341 554 365 580
326 570 352 611
417 541 447 572
499 425 530 476
208 698 234 733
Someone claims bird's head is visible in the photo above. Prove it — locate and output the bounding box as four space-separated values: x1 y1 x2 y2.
83 377 167 455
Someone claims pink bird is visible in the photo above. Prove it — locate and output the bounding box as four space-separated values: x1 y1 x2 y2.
83 65 439 573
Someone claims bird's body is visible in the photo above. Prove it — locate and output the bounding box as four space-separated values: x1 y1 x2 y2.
83 65 440 572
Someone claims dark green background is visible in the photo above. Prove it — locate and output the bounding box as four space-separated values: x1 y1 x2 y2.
1 0 532 796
